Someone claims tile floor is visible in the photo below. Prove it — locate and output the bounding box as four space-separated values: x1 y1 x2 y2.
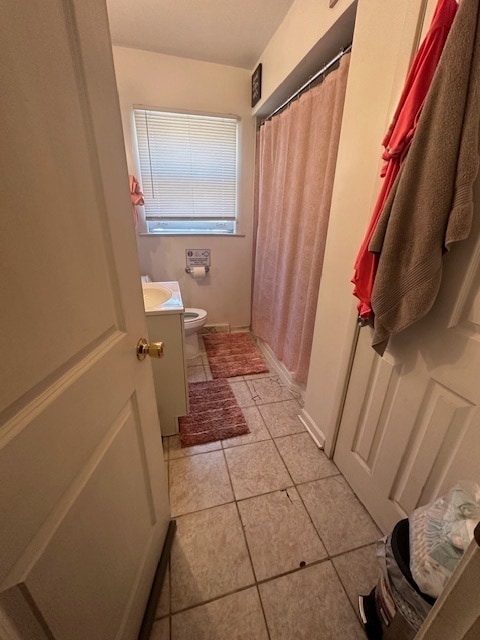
150 340 382 639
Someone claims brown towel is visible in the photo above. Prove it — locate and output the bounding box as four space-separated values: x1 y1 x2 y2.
369 0 480 355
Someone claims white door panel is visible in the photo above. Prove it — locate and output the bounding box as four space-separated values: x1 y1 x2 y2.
334 0 480 534
335 178 480 533
0 1 169 637
26 404 156 640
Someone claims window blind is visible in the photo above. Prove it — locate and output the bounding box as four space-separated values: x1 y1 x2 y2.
134 109 238 222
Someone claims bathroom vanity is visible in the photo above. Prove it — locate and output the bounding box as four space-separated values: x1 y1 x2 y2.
143 281 189 436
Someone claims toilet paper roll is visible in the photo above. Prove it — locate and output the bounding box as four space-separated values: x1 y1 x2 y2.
191 266 207 279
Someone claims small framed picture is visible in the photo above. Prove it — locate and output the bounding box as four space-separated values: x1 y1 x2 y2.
251 63 262 108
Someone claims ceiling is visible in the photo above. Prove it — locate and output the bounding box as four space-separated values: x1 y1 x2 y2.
106 0 295 70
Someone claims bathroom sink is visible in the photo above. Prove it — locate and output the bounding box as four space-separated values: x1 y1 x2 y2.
142 284 172 310
141 281 184 315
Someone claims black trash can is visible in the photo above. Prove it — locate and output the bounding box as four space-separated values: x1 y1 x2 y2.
359 519 435 639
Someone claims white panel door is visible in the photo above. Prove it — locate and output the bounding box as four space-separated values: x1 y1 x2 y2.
0 1 170 639
335 173 480 534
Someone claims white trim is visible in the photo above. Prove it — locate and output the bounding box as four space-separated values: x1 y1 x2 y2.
416 531 480 639
254 336 327 452
230 325 251 333
133 104 241 121
254 336 305 403
299 408 326 450
139 232 246 238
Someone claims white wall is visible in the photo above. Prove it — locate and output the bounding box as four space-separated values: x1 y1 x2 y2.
112 47 255 328
253 0 356 117
302 0 430 453
112 2 355 328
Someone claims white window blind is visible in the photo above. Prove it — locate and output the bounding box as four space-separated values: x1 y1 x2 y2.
134 108 238 233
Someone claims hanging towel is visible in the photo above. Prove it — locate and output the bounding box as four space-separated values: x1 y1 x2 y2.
352 0 458 320
129 174 144 228
369 0 480 355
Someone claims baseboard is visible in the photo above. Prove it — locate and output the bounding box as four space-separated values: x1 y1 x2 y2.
254 336 305 404
201 323 230 334
230 325 251 333
299 408 326 450
201 324 250 334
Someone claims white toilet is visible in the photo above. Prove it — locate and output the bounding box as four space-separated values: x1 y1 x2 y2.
183 308 208 359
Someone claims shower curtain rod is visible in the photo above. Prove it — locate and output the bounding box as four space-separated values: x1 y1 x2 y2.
262 43 352 122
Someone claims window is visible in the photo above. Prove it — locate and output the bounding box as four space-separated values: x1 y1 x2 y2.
133 108 238 234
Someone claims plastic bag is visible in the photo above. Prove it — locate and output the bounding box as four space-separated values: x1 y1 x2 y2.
409 482 480 598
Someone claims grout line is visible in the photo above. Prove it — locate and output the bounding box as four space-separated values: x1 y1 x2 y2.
170 439 274 637
168 446 223 461
170 583 258 617
330 556 367 628
162 372 381 638
254 584 273 640
221 434 273 450
293 477 338 553
167 408 309 459
328 539 379 560
223 455 259 585
221 404 273 449
290 470 381 624
167 435 224 460
255 556 331 586
172 486 297 519
167 552 366 619
210 445 272 637
268 438 295 489
170 497 236 520
220 447 237 508
266 433 340 571
266 428 309 439
249 396 301 407
166 544 376 618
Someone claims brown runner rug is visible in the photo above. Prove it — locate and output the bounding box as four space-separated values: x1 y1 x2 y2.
179 379 250 447
203 332 269 378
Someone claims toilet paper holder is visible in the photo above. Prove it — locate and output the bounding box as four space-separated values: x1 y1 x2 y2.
185 266 209 274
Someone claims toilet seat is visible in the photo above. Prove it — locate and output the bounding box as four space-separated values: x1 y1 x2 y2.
184 308 207 323
183 308 208 336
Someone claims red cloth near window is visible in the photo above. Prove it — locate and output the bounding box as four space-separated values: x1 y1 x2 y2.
129 174 144 228
352 0 458 320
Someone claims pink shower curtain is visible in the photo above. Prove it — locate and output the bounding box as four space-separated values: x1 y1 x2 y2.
252 54 350 383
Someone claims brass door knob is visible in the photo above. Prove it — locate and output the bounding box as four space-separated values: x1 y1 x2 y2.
136 338 165 360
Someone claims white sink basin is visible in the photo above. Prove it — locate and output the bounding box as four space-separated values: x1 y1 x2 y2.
141 281 184 315
142 285 172 310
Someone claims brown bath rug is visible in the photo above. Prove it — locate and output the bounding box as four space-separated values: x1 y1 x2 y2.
203 332 269 378
179 379 250 447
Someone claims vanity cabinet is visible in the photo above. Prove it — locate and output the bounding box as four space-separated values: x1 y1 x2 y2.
144 282 189 436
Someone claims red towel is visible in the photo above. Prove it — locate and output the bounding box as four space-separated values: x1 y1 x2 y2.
351 0 458 320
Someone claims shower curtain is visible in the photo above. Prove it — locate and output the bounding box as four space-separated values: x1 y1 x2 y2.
252 54 350 383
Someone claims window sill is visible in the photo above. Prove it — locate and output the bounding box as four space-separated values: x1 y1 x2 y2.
138 232 246 237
